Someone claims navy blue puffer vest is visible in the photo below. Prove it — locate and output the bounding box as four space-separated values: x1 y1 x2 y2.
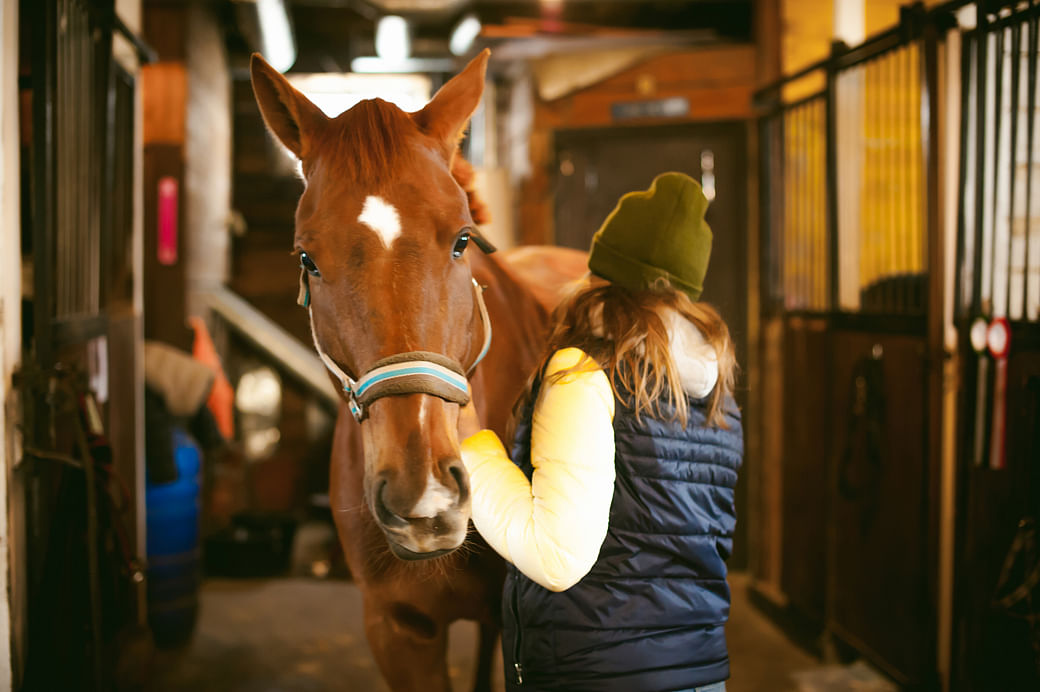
502 375 743 692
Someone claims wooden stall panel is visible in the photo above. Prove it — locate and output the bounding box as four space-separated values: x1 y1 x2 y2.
779 317 829 623
230 79 310 344
827 330 930 685
751 317 785 595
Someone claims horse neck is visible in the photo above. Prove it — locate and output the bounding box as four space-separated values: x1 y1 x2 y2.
470 250 551 357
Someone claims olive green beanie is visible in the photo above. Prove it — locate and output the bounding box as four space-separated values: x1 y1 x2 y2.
588 171 712 301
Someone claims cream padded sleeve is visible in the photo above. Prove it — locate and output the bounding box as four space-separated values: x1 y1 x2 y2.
460 347 616 592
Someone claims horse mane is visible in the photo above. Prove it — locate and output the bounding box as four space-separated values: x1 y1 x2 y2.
450 156 491 225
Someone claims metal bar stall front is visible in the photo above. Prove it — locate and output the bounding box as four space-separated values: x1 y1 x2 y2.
951 3 1040 689
750 1 981 686
20 2 154 689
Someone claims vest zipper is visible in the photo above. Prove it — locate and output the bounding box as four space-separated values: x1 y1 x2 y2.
511 580 524 685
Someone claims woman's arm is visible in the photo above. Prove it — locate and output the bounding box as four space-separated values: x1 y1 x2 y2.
460 347 616 592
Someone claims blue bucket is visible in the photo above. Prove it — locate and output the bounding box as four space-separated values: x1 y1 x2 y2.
146 430 201 648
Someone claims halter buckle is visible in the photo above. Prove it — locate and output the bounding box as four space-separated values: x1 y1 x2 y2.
343 385 365 422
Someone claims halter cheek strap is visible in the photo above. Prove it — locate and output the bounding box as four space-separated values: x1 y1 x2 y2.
469 278 492 374
299 269 492 422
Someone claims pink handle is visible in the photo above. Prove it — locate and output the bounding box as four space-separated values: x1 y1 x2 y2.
157 176 178 266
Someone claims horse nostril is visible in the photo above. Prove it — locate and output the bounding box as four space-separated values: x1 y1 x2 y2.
375 481 409 528
448 462 469 505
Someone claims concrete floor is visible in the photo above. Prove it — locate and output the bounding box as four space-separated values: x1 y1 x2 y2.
149 571 838 692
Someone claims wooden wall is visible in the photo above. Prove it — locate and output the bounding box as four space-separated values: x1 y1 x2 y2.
516 44 758 247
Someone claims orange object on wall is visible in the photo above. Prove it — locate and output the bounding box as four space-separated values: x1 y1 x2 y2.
142 62 187 145
189 316 235 440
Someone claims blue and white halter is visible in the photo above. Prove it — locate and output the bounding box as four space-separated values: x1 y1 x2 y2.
299 272 492 422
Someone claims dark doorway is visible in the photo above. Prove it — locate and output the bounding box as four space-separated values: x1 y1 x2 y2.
552 122 750 567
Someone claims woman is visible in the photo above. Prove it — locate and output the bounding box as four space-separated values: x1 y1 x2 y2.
460 172 743 692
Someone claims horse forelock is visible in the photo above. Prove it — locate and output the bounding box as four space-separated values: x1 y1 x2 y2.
305 98 488 229
318 98 419 184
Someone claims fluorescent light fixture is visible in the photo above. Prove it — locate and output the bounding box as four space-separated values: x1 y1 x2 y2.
255 0 297 72
450 13 481 56
351 56 456 74
376 15 411 62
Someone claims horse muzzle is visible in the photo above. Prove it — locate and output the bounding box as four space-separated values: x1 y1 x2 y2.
371 471 471 559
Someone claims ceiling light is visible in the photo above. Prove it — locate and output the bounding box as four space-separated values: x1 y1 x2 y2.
450 13 481 56
376 15 411 62
255 0 297 72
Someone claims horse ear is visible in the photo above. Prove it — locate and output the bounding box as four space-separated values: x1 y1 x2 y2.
414 49 490 159
250 53 327 159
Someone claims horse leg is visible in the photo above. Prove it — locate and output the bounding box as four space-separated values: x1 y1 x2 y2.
471 621 499 692
364 600 452 692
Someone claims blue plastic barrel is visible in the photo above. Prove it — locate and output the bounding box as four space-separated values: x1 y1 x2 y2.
146 429 201 648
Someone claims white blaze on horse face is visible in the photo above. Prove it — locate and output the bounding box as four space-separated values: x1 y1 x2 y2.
410 470 455 519
358 195 402 249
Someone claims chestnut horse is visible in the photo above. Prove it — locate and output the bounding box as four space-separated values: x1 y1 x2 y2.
251 51 586 690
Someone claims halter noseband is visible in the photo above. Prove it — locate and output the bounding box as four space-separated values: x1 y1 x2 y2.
299 271 492 422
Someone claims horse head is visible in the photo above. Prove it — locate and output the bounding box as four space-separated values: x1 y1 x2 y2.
251 51 494 560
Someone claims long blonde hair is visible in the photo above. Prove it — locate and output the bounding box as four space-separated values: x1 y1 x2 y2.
524 277 737 429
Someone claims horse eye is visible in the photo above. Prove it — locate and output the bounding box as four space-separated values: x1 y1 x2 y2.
452 231 470 259
300 252 321 277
